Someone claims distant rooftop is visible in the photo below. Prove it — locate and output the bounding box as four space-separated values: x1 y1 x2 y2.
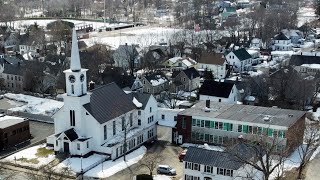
178 101 305 127
0 115 26 129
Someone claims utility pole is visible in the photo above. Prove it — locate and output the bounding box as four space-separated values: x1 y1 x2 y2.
104 0 106 28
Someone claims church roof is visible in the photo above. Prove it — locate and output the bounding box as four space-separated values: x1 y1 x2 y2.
83 82 136 124
63 128 78 141
70 28 81 71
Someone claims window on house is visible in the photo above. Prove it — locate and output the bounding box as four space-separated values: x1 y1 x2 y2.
201 120 204 127
77 143 80 150
219 99 221 102
138 110 141 115
162 114 165 119
205 120 210 128
147 88 150 93
130 113 133 127
183 77 186 81
122 117 125 131
87 141 89 148
71 85 74 94
138 119 141 125
193 163 200 171
15 76 17 80
204 165 213 173
182 118 186 129
150 107 152 113
113 121 116 135
56 140 58 146
70 110 75 126
104 125 107 140
238 125 242 132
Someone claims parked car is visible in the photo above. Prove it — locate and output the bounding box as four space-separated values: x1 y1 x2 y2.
178 149 187 161
157 165 176 175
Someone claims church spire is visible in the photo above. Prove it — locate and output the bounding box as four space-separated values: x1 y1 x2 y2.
70 28 81 71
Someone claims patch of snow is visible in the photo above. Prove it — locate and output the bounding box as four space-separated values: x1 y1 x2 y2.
168 57 183 64
249 70 264 77
180 143 224 152
150 77 167 86
4 93 63 116
4 144 55 168
84 146 147 178
55 154 106 174
244 96 255 101
0 115 24 122
310 145 320 160
271 51 294 56
153 175 172 180
158 120 176 128
301 64 320 69
132 97 143 108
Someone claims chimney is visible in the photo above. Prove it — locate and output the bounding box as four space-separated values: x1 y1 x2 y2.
89 81 95 90
125 43 128 46
206 99 210 108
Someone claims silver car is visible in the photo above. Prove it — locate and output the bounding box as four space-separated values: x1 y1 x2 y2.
157 165 176 175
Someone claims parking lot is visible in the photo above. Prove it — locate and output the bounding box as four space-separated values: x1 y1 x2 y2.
109 140 184 180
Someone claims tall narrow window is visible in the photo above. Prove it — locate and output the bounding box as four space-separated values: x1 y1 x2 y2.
70 110 75 126
71 85 74 94
81 84 84 94
122 117 125 131
113 121 116 135
104 125 107 140
129 113 133 127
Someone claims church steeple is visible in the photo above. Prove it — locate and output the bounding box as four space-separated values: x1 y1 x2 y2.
70 28 81 71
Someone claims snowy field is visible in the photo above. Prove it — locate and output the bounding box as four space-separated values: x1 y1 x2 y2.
84 146 146 178
297 7 317 27
55 154 106 174
4 93 63 116
3 144 55 168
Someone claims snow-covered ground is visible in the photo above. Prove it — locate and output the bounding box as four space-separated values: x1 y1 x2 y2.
181 143 224 152
84 146 146 178
55 154 106 174
4 93 63 116
153 175 172 180
3 144 55 168
297 7 317 27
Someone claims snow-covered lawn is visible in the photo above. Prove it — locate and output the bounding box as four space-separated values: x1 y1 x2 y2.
84 146 147 178
4 93 63 116
3 144 55 168
153 175 172 180
55 154 107 174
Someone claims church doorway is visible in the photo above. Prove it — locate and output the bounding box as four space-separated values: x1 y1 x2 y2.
64 142 70 153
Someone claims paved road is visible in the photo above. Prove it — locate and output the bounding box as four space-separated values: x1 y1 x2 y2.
107 140 183 180
305 152 320 180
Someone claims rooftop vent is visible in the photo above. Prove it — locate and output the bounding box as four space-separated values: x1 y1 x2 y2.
203 107 210 112
263 115 271 122
288 114 294 117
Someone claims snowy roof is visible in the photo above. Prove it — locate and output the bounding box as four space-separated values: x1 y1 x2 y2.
132 97 142 108
158 120 177 128
0 115 25 129
145 73 168 87
251 38 261 44
301 64 320 69
127 92 151 110
168 57 183 64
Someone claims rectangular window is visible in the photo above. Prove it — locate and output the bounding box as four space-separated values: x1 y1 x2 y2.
70 110 75 126
162 114 165 119
242 125 248 133
138 119 141 126
268 128 274 137
77 143 80 150
113 121 116 135
104 125 107 140
150 107 152 113
253 126 258 134
257 127 262 134
122 117 125 131
192 119 196 126
215 122 219 129
205 120 210 128
201 120 205 127
196 119 201 127
204 134 209 142
129 113 133 127
223 123 228 131
229 123 233 131
138 110 141 115
182 118 186 129
210 121 214 128
218 122 223 130
209 135 214 143
248 126 253 134
87 141 89 148
56 140 58 146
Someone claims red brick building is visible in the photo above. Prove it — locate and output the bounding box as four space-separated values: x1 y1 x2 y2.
0 115 30 150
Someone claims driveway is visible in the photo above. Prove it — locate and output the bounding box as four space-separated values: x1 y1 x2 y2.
108 140 183 180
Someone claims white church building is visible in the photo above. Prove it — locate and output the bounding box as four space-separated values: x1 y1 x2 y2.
46 29 158 160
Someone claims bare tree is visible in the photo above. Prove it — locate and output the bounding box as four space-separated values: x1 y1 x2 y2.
159 90 184 109
296 122 320 179
139 152 164 176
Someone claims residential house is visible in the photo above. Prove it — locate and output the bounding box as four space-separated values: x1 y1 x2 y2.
113 44 140 69
171 67 200 92
141 72 170 95
247 49 262 65
0 115 30 150
250 38 262 49
175 100 305 153
237 0 251 8
271 32 292 51
289 52 320 76
123 76 144 93
225 48 252 72
281 29 302 44
197 52 227 79
183 144 258 180
198 80 238 104
0 26 19 53
157 108 183 143
19 33 42 59
162 57 197 70
46 29 157 160
0 57 25 91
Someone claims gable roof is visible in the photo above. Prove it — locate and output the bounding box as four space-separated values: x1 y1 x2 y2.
183 67 200 79
83 82 136 124
199 80 234 98
274 32 289 40
63 128 78 141
232 48 251 61
198 52 226 65
184 144 255 170
289 54 320 66
127 92 151 110
144 72 168 86
0 58 24 76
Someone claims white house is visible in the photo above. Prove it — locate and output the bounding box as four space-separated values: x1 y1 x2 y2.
197 52 227 79
46 29 157 160
282 29 302 44
272 32 292 51
225 48 252 72
198 80 238 104
183 145 259 180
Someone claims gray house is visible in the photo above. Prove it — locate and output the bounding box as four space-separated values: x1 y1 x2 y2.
141 72 169 95
171 67 200 92
113 44 140 69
